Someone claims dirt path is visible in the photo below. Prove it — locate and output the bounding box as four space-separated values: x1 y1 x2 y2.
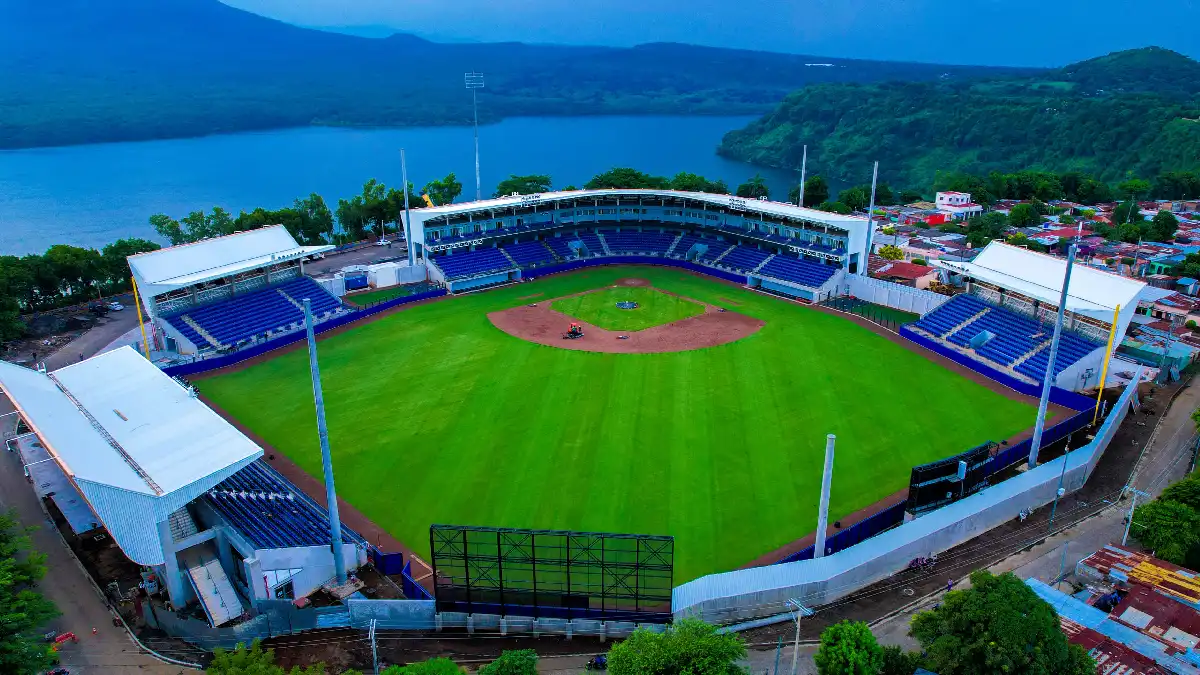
488 278 764 354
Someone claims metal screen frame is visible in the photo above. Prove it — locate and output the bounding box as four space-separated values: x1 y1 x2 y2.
430 525 673 622
907 441 997 515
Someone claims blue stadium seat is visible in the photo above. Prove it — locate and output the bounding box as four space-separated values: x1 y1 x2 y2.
596 229 678 255
670 233 704 258
166 276 342 348
502 241 556 267
430 248 515 280
576 232 605 256
757 254 838 288
697 241 735 262
544 237 577 259
204 461 366 550
714 245 771 272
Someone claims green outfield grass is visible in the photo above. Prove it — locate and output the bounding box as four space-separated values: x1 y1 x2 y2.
551 286 704 331
200 267 1038 582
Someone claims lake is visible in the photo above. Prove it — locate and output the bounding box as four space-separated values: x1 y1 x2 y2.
0 115 802 255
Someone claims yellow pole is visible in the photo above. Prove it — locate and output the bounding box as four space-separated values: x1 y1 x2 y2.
1092 304 1121 426
130 275 152 360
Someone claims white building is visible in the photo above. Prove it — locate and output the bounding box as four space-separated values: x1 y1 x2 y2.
935 192 984 220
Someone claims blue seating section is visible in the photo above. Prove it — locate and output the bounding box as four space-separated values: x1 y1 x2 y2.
205 461 366 550
716 245 772 272
913 294 989 337
913 294 1102 382
597 230 678 255
543 237 577 259
670 234 704 257
698 241 735 262
577 232 605 256
502 241 556 267
758 254 838 288
432 247 515 280
1016 332 1101 381
167 277 341 348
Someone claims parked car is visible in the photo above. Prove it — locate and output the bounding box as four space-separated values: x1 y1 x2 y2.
374 239 392 247
107 301 125 311
88 302 110 316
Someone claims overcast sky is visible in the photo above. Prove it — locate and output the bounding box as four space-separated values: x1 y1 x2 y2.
223 0 1198 67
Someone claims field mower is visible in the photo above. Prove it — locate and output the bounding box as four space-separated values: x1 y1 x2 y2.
563 322 584 340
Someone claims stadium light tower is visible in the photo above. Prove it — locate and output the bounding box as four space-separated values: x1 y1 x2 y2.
797 145 807 207
1028 243 1078 468
303 298 347 584
813 434 836 558
465 72 485 201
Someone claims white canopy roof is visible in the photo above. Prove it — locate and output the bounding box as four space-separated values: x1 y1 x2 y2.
129 225 333 296
933 241 1145 321
0 347 262 564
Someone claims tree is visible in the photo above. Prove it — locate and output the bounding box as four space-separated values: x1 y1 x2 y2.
800 175 830 207
1149 210 1179 242
1058 213 1075 225
0 510 59 675
1118 177 1152 200
608 619 747 675
584 168 669 190
383 658 463 674
878 245 904 260
879 646 922 675
837 186 870 212
814 621 883 675
818 201 851 214
478 650 538 675
1155 170 1200 200
1007 203 1039 227
898 189 923 204
1074 178 1113 205
493 174 553 198
207 641 285 674
286 194 335 245
670 172 728 194
965 212 1009 248
1160 475 1200 511
423 173 463 206
1132 498 1200 564
735 174 769 199
100 238 160 292
150 213 186 245
1113 200 1144 226
910 570 1095 675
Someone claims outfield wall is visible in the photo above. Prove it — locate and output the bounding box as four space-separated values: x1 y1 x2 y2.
671 369 1138 624
846 275 949 316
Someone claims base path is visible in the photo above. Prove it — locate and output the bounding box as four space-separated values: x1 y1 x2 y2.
488 278 764 354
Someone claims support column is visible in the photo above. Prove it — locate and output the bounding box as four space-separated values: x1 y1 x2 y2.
304 299 347 584
814 434 836 558
156 519 188 607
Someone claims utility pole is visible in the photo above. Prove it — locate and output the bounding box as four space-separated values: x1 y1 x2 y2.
304 299 347 584
773 636 783 675
787 599 813 675
370 619 380 675
1046 433 1073 531
465 72 485 201
814 434 836 558
1122 486 1149 546
401 149 415 266
798 145 808 207
1029 244 1077 468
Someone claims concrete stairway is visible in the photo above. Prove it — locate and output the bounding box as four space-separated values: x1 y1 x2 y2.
945 308 991 340
664 233 685 257
752 254 776 274
595 232 614 255
181 315 225 349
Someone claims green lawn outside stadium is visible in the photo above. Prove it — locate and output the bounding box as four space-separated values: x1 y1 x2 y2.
200 266 1038 582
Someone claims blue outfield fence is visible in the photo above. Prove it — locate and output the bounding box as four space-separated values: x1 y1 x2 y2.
778 499 910 564
161 288 446 378
400 561 433 601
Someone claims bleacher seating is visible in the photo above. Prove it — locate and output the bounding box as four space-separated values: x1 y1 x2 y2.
544 237 577 260
715 245 772 272
669 233 704 258
167 276 341 348
913 294 1103 382
758 254 838 288
204 461 366 550
697 241 735 263
431 247 515 280
576 232 605 256
597 229 678 255
502 241 556 267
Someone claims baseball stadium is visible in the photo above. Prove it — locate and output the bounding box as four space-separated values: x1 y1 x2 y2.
0 189 1147 633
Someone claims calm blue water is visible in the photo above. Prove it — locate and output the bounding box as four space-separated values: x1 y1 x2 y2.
0 116 800 255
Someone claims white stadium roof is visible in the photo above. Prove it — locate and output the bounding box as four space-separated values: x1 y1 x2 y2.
934 241 1146 322
0 347 262 564
129 225 333 296
407 189 869 230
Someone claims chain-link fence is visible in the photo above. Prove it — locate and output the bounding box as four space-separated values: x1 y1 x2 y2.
821 297 920 333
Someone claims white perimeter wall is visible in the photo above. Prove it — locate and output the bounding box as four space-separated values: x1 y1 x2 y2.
252 544 368 600
846 275 950 316
672 370 1139 624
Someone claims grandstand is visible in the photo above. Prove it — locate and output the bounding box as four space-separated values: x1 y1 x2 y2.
0 347 371 627
916 241 1147 390
406 189 865 299
128 225 344 356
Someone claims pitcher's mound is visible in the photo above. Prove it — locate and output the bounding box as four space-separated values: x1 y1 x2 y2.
488 289 764 354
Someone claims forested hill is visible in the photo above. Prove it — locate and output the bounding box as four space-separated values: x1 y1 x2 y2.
0 0 1036 150
718 47 1200 188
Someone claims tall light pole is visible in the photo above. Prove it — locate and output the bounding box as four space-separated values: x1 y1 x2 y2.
401 149 415 266
465 72 485 202
1029 243 1077 468
797 145 808 207
304 299 347 584
814 434 836 558
861 161 879 273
